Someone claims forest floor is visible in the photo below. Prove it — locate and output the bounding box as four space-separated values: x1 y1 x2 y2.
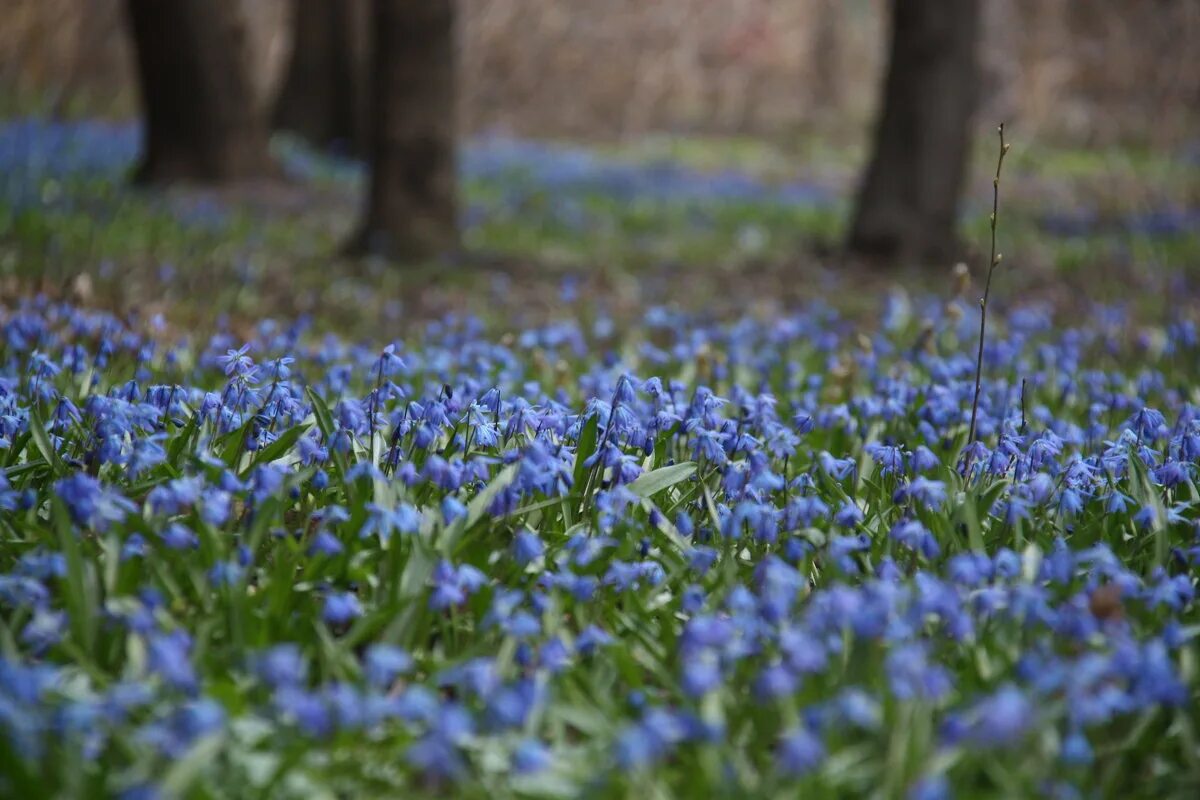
1 118 1198 337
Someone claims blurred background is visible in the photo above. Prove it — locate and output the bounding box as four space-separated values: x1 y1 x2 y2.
4 0 1198 144
1 0 1198 335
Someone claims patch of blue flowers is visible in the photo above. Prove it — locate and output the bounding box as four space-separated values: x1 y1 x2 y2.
8 119 1196 245
0 119 845 269
1 292 1197 797
0 118 833 213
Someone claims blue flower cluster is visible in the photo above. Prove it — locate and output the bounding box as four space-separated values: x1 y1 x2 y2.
1 118 831 211
1 292 1197 796
7 119 1195 250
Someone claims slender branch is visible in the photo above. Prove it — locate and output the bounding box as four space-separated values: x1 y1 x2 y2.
967 123 1010 447
1019 377 1027 434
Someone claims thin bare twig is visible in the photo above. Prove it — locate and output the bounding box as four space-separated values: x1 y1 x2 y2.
967 124 1011 447
1019 377 1027 434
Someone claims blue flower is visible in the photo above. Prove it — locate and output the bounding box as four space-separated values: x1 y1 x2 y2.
576 625 613 656
866 443 905 475
360 502 421 541
146 632 197 694
908 775 951 800
0 471 20 511
512 529 544 565
323 592 363 626
441 495 468 524
308 529 344 556
208 560 244 587
407 734 465 780
614 724 658 770
1154 460 1190 488
20 609 66 654
375 344 407 377
891 519 940 559
512 738 552 773
364 644 413 689
1061 728 1093 765
754 661 798 700
219 344 254 377
886 644 953 701
777 725 824 776
681 654 722 697
912 446 941 472
273 686 332 737
158 522 198 551
962 684 1033 747
614 708 687 770
1128 407 1167 440
126 434 166 479
143 698 226 757
430 560 488 611
121 533 147 560
255 644 307 689
908 477 948 510
117 784 161 800
54 474 136 532
833 500 864 529
1057 488 1085 518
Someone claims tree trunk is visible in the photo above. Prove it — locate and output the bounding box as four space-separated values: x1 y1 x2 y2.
126 0 276 185
809 0 841 115
274 0 369 156
847 0 981 264
350 0 458 261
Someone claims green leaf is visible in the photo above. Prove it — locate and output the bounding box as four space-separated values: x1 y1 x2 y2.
628 461 697 499
504 494 578 520
3 431 31 468
160 733 225 797
398 537 437 600
51 498 97 657
701 482 722 531
510 772 582 799
305 385 348 489
2 459 49 481
955 490 986 552
441 463 518 555
641 499 689 557
166 412 200 467
572 413 600 491
465 463 519 530
27 408 63 474
248 423 311 472
305 386 335 440
974 478 1011 527
219 418 252 467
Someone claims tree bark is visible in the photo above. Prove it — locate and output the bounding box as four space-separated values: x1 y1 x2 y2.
274 0 369 156
350 0 458 261
809 0 842 114
847 0 981 264
126 0 277 185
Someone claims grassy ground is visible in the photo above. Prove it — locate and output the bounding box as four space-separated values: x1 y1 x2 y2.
1 118 1197 339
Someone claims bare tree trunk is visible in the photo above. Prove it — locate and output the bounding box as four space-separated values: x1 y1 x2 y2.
847 0 981 264
350 0 458 261
809 0 841 115
126 0 276 184
274 0 369 155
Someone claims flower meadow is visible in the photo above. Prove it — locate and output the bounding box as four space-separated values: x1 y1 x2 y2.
1 292 1198 799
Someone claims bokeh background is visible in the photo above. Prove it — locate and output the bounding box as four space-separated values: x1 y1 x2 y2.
1 0 1198 336
4 0 1198 144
